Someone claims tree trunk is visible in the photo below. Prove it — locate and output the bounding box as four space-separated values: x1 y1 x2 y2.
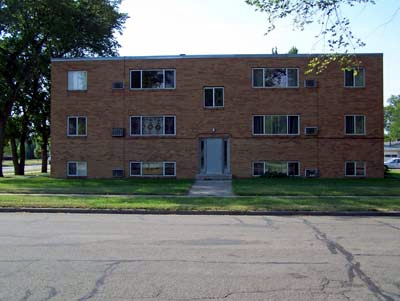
10 132 27 176
41 134 48 173
10 137 20 175
18 134 26 176
0 118 5 177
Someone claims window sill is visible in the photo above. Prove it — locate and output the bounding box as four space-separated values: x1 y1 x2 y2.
203 106 224 110
252 134 300 137
128 135 177 139
252 86 300 89
129 88 176 91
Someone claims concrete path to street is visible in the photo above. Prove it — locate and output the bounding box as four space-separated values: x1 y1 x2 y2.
0 213 399 300
189 180 234 196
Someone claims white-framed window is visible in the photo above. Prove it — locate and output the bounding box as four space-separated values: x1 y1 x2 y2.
345 115 365 135
253 115 300 135
204 87 224 108
67 71 87 91
345 161 366 177
130 116 176 136
252 161 300 176
130 161 176 177
130 69 176 89
67 116 87 136
252 68 299 88
344 68 365 87
67 161 87 177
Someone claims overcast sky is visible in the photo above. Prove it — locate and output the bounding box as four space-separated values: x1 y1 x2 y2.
117 0 400 102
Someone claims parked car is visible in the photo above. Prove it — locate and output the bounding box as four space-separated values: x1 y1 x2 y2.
384 158 400 170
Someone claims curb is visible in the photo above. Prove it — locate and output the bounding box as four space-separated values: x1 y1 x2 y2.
0 207 399 216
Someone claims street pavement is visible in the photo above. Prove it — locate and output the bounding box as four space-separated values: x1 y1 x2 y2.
0 213 399 300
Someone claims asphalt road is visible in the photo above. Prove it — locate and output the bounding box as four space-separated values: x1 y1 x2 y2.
0 214 399 300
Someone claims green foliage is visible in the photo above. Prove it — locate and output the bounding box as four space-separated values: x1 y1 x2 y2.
384 95 400 141
288 46 298 54
246 0 377 73
0 0 128 175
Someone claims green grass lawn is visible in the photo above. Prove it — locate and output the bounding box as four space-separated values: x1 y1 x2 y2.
233 172 400 196
0 175 193 195
0 194 398 212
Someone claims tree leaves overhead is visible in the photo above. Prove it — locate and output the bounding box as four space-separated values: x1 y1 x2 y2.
0 0 128 176
246 0 376 73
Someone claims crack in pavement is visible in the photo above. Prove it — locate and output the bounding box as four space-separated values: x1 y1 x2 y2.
262 217 279 230
43 287 58 301
20 289 32 301
376 220 400 231
78 261 121 300
303 218 395 301
232 217 244 224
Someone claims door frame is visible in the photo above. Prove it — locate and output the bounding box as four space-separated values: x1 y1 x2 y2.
198 137 230 175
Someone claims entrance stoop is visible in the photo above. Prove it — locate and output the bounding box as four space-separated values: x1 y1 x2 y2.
196 174 232 180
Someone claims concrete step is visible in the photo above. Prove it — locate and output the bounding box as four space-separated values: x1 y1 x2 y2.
196 174 232 180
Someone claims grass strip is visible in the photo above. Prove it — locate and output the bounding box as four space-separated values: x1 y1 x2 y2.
233 175 400 196
0 176 193 195
0 195 399 212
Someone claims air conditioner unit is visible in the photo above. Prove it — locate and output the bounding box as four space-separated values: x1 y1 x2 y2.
305 127 318 135
112 81 124 89
304 79 317 88
305 168 320 178
112 128 124 137
112 169 124 178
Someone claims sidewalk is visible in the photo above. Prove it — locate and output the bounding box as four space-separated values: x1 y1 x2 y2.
188 180 234 196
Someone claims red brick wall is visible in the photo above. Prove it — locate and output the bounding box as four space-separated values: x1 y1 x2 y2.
50 55 384 178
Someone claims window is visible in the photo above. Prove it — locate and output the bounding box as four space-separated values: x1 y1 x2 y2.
68 71 87 91
130 161 176 177
67 161 87 177
130 116 175 136
67 116 87 136
252 68 298 88
345 161 366 176
252 161 300 176
344 68 365 87
253 115 299 135
204 87 224 108
345 115 365 135
253 162 265 176
130 69 175 89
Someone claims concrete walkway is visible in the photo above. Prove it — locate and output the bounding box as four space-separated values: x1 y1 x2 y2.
188 180 234 196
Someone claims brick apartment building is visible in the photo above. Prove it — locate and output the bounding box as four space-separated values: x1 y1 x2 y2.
50 54 383 179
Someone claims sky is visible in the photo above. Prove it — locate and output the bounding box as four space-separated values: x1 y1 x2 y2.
117 0 400 102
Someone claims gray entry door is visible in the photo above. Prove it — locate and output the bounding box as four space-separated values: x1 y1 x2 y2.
205 138 223 174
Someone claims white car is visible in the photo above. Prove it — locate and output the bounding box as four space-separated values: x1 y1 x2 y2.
384 158 400 169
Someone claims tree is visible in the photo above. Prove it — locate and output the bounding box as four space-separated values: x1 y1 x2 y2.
384 95 400 142
246 0 377 73
288 46 298 54
0 0 128 176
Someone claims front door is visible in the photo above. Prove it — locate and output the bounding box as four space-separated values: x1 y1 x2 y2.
200 138 229 175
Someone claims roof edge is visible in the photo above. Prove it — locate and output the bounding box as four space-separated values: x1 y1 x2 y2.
51 53 384 62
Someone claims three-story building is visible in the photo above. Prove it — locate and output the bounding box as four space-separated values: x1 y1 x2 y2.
50 54 383 178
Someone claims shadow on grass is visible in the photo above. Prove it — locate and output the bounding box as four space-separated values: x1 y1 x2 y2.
0 175 193 195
